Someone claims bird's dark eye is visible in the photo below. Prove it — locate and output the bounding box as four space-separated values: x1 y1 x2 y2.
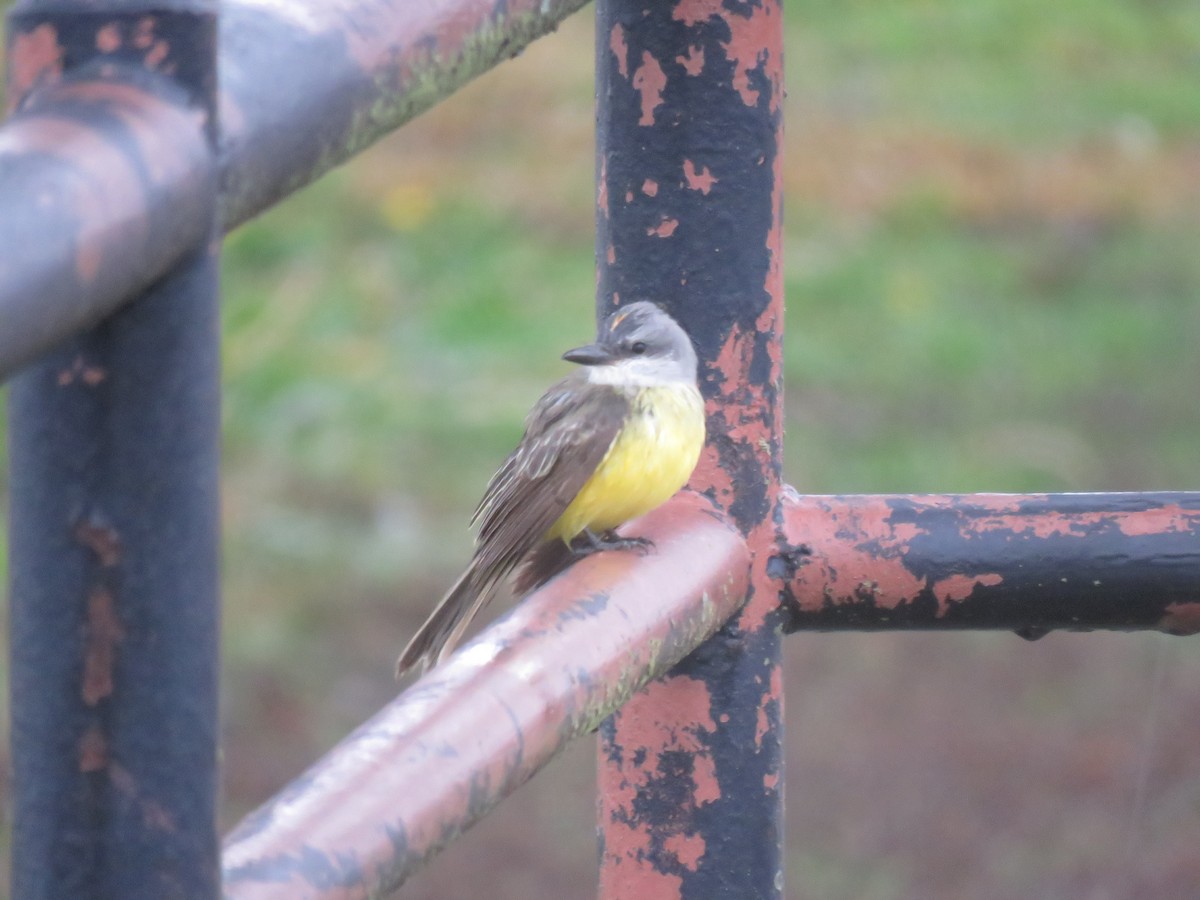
630 341 647 355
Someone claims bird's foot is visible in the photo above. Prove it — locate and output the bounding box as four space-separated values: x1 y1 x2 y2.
572 528 654 558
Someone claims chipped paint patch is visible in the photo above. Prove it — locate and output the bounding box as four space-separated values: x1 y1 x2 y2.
676 45 705 76
81 588 125 706
7 23 63 114
58 355 108 387
598 154 609 217
1116 505 1199 537
672 0 724 27
600 676 719 892
1160 602 1200 636
933 573 1003 610
632 51 667 126
683 159 717 194
610 23 629 78
663 830 705 871
96 24 122 53
780 493 1200 633
647 217 679 238
79 724 108 773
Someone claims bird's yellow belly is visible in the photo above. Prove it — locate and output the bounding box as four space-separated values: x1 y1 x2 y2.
547 384 705 542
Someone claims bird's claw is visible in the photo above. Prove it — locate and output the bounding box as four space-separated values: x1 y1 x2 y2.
571 529 655 558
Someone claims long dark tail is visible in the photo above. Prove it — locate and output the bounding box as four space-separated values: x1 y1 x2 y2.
512 539 576 595
395 561 493 678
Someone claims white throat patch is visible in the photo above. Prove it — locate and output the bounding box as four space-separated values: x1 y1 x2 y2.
584 356 694 388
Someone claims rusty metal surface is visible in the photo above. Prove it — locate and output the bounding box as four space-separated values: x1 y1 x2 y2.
776 490 1200 637
6 3 222 898
1 0 588 381
222 492 750 899
594 0 787 896
218 0 591 230
0 72 213 377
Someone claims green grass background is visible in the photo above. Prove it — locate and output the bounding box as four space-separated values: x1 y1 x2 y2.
3 1 1200 897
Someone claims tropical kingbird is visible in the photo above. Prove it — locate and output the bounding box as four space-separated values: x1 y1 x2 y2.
396 301 705 676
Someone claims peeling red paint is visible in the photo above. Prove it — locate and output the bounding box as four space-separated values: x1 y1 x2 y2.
632 51 667 126
779 492 1200 634
682 158 716 193
1160 602 1200 636
1116 506 1198 537
600 861 683 899
606 243 616 265
140 798 177 832
663 831 705 871
74 520 123 567
690 439 735 511
96 24 122 53
132 16 157 50
82 588 125 706
7 23 63 114
642 178 659 197
145 39 171 70
597 1 786 893
79 724 108 773
225 496 749 896
110 761 178 831
609 23 629 79
754 666 783 749
672 0 724 27
600 675 720 894
676 45 705 76
934 573 1003 608
58 355 108 387
647 217 679 238
672 0 786 107
598 155 609 217
0 76 214 325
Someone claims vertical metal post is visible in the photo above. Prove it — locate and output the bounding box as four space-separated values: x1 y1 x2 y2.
595 0 786 897
6 3 220 898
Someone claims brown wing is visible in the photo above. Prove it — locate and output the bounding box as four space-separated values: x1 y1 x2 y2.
397 373 627 676
468 370 629 592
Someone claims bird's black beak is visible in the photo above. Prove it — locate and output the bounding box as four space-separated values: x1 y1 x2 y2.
562 342 615 366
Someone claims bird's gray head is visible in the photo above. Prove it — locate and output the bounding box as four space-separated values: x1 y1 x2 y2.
562 302 699 387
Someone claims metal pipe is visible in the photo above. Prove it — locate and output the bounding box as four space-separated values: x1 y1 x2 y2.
0 79 215 376
6 3 222 898
594 0 787 896
0 0 590 380
217 0 591 230
222 492 750 899
776 490 1200 637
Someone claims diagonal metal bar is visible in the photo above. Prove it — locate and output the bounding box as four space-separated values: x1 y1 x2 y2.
216 0 590 230
221 492 750 899
1 0 589 380
776 490 1200 636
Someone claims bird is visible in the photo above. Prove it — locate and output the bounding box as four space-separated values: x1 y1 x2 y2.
396 301 706 677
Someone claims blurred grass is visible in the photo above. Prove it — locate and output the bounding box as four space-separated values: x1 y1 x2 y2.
2 0 1200 897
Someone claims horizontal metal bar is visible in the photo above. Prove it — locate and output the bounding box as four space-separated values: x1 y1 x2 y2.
221 492 750 899
1 0 588 381
776 490 1200 637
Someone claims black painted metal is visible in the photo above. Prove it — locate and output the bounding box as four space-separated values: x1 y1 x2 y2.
6 2 221 898
0 0 590 381
777 491 1200 636
595 0 786 896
